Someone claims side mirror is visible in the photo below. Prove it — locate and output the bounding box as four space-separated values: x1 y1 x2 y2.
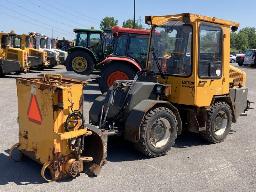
145 16 152 25
231 26 238 32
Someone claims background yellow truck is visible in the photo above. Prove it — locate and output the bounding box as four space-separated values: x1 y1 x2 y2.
0 32 29 75
18 33 47 69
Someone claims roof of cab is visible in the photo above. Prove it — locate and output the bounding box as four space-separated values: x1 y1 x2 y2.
148 13 239 28
112 26 150 35
73 29 103 33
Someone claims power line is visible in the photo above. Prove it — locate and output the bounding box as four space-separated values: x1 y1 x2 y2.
26 0 97 28
36 0 100 22
7 0 78 29
0 7 71 37
0 2 71 37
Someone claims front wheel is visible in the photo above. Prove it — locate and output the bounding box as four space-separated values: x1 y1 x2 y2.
66 51 95 75
0 66 4 77
99 62 137 93
200 102 232 143
135 107 178 158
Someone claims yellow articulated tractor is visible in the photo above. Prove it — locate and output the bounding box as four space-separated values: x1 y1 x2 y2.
18 33 47 69
89 13 251 157
0 32 29 75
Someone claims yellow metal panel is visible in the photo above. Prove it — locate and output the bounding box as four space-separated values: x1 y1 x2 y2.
150 13 239 28
16 76 84 164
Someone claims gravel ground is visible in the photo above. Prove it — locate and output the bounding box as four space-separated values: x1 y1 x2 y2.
0 65 255 192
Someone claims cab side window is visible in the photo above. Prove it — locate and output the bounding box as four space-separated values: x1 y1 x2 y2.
199 24 222 78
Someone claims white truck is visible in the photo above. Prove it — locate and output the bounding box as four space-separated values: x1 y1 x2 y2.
243 49 256 66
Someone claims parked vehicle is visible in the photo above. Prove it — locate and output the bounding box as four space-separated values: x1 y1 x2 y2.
230 54 236 63
243 49 256 66
17 34 46 69
48 38 68 65
65 29 113 75
236 53 245 66
31 33 59 67
90 13 250 158
0 32 29 76
98 27 150 92
56 39 73 51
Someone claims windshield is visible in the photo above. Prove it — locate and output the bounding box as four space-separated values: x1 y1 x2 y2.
245 50 254 57
10 36 21 48
113 33 149 66
150 21 192 76
113 34 127 56
75 32 88 47
40 38 47 48
26 36 33 48
127 34 148 67
1 35 10 48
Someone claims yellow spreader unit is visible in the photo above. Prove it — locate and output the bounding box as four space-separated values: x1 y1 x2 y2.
11 74 106 182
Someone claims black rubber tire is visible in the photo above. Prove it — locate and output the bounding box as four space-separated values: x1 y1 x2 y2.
135 107 178 158
238 61 243 66
0 66 4 77
66 51 95 75
98 62 137 93
200 102 232 143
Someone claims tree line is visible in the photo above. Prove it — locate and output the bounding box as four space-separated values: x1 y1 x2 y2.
100 16 143 30
100 17 256 53
231 27 256 52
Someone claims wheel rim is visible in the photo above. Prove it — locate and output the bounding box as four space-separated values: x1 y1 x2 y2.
72 56 87 73
214 110 228 136
149 118 171 148
106 71 129 87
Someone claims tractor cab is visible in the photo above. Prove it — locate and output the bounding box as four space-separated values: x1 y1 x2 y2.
74 29 106 61
98 27 150 92
66 28 113 75
111 26 149 67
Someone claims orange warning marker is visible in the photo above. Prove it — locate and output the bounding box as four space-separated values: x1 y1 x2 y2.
27 95 42 124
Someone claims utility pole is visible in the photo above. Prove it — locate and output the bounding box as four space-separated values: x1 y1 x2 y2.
133 0 136 28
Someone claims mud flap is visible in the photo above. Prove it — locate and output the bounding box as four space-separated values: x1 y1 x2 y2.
83 124 108 177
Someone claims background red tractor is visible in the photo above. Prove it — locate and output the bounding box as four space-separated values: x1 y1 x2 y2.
98 26 150 92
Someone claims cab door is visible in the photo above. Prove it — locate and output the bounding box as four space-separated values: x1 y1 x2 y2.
195 23 229 107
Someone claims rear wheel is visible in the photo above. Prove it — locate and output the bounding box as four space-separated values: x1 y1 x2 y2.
238 61 243 66
200 102 232 143
135 107 178 158
66 51 95 75
99 62 137 93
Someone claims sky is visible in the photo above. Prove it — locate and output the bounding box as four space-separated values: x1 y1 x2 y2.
0 0 255 40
